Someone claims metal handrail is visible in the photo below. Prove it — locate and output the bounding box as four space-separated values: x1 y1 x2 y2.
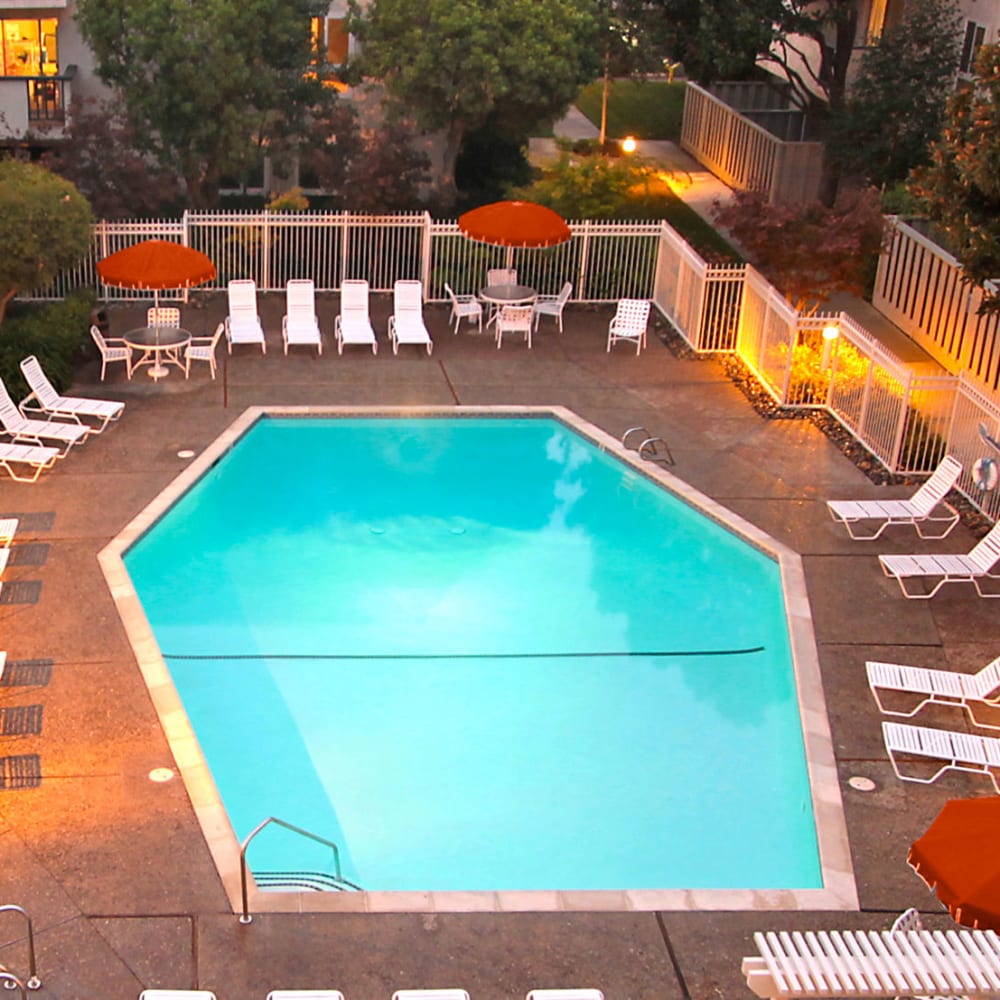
0 905 40 990
0 970 26 998
239 817 352 924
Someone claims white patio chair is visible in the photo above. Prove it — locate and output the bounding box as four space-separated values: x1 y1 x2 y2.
388 280 433 355
225 279 266 354
532 281 573 333
882 720 1000 793
90 325 133 381
879 519 1000 598
282 279 323 356
486 268 517 287
184 323 225 379
495 304 534 349
867 654 1000 729
606 299 650 354
0 377 89 455
828 456 962 539
20 355 124 432
444 282 482 334
0 441 60 482
334 280 377 355
146 306 181 328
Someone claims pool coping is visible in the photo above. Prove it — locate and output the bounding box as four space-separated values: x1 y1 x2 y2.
98 404 858 915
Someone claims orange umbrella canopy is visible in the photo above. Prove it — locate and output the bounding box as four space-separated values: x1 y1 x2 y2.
457 200 571 249
97 239 216 291
908 796 1000 929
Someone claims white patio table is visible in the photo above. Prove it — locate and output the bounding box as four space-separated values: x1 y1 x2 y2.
742 928 1000 999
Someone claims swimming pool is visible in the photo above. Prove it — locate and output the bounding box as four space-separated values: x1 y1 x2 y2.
103 406 855 912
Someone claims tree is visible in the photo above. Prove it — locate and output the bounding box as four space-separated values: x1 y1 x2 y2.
713 188 886 312
909 43 1000 314
828 0 961 189
42 97 183 219
76 0 334 208
0 160 93 327
346 0 601 204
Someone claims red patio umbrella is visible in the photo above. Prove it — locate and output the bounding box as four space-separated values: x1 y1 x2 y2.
96 239 216 312
908 796 1000 930
458 200 571 269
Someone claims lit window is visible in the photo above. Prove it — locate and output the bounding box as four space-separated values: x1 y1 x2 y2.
1 18 57 77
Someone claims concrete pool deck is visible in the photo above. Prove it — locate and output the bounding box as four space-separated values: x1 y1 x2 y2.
0 293 995 999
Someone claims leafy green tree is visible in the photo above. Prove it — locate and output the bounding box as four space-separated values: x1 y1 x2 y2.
0 160 93 327
76 0 334 208
513 153 646 218
346 0 601 204
909 43 1000 314
828 0 961 189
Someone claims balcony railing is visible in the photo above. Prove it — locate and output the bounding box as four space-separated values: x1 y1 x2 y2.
0 66 74 137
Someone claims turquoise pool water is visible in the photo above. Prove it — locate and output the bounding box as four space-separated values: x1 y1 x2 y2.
124 416 821 892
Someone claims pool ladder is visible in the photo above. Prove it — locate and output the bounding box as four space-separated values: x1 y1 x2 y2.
239 816 362 924
622 426 675 467
0 903 41 994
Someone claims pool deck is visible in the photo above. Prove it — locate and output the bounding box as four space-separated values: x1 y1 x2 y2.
1 292 996 999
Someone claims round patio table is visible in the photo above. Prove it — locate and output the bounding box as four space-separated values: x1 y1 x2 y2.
479 284 537 327
124 326 191 380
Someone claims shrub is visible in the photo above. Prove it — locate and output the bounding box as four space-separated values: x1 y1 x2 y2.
0 291 96 399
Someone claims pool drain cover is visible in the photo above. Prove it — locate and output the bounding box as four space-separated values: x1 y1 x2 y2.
8 543 50 567
0 660 53 687
0 754 41 789
848 775 876 792
0 581 41 605
0 705 43 736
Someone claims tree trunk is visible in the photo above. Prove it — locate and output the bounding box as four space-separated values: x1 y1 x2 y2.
0 287 17 327
599 50 610 147
437 120 465 210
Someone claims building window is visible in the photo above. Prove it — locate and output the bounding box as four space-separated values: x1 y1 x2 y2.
1 18 58 78
866 0 889 44
310 16 349 65
959 20 987 75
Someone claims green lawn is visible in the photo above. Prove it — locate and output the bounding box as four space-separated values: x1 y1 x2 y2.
575 79 686 142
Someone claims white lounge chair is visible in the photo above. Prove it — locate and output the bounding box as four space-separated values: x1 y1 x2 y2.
444 282 482 334
139 992 217 999
882 721 1000 793
879 519 1000 598
266 992 345 999
532 281 573 333
392 993 470 1000
495 304 534 349
526 991 605 999
225 279 266 354
486 268 517 287
0 378 89 455
867 654 1000 729
184 323 225 379
0 441 60 482
607 299 650 354
20 355 124 432
282 279 323 356
0 517 16 577
828 456 962 539
389 280 433 355
334 280 377 355
91 325 133 380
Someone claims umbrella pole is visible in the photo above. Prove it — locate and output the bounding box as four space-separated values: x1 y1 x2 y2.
504 246 514 271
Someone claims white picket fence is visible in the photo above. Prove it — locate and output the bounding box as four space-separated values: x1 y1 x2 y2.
873 217 1000 392
44 212 662 305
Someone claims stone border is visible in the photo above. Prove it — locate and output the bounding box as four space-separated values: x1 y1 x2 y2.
98 404 857 915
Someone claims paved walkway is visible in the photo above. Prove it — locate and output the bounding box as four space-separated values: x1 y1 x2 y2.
0 294 988 999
